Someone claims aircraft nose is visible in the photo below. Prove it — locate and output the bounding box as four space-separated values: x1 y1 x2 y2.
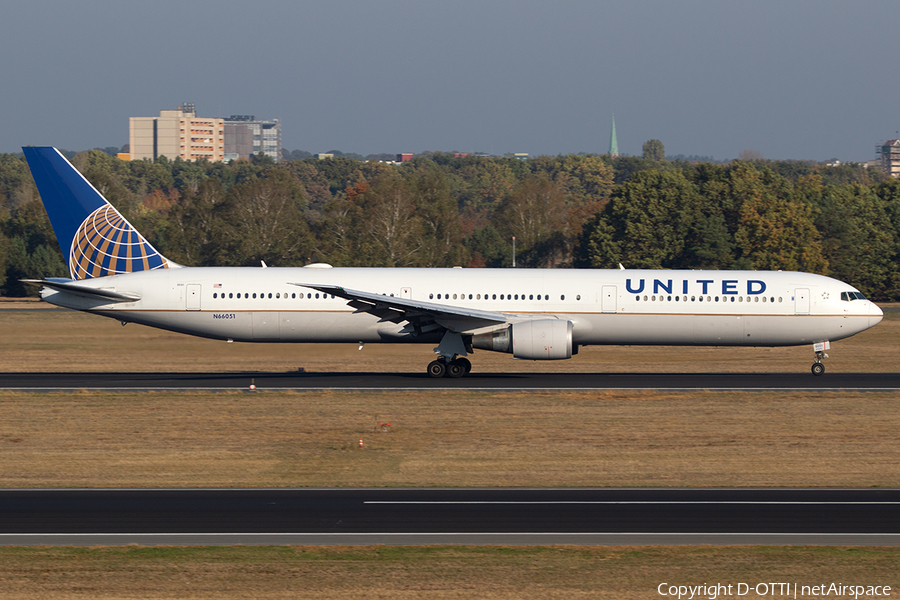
869 302 884 328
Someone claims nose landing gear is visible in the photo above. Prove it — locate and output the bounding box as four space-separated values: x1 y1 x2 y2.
811 341 830 376
811 358 825 376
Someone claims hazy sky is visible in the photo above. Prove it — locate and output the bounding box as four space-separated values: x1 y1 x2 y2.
2 1 898 161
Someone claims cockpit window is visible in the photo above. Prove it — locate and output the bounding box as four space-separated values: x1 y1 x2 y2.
841 291 867 301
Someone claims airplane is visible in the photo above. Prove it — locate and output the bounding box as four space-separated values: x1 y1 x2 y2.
21 146 883 377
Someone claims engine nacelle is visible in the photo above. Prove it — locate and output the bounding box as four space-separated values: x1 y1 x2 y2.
471 319 573 360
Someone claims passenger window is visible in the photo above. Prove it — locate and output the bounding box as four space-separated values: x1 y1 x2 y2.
492 294 497 300
561 295 565 301
643 295 648 301
576 295 581 301
229 293 233 299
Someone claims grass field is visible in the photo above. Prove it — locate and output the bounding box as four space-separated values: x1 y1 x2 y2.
1 300 897 598
0 299 896 374
1 389 899 488
0 546 896 600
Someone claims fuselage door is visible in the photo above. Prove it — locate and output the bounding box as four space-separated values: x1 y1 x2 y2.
601 285 617 313
401 287 412 299
794 288 810 315
186 283 201 311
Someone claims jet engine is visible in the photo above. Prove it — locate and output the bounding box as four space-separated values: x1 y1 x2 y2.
471 319 573 360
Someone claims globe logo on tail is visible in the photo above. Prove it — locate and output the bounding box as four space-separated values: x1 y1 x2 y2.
69 205 170 279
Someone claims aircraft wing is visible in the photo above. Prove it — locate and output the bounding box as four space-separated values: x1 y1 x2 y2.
290 282 509 335
22 278 141 302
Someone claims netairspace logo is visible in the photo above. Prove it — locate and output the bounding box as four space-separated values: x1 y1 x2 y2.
657 582 891 599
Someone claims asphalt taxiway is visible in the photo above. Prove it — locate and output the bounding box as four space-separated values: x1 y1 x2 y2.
0 488 897 546
1 371 898 392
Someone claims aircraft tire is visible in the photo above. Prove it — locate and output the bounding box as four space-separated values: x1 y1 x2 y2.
427 360 446 378
811 362 825 376
446 362 466 378
455 357 472 374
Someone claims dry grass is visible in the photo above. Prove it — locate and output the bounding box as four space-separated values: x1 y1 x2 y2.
1 389 898 488
1 302 898 598
0 545 895 599
0 300 897 374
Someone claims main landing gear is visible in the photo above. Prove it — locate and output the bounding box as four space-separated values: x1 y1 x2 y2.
427 330 473 378
427 357 472 378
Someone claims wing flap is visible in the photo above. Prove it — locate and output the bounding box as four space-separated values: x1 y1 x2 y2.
290 282 508 334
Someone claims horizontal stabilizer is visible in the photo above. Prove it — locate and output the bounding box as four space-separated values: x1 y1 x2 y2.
21 278 141 302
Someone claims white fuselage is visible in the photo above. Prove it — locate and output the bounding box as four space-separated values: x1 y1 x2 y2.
40 266 882 349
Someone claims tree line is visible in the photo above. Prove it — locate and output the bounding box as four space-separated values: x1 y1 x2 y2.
0 149 898 300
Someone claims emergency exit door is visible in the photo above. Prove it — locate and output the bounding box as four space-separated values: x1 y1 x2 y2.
601 286 617 313
794 288 810 315
186 284 201 311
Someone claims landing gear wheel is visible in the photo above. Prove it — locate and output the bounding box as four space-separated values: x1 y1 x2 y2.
455 357 472 374
811 362 825 376
427 360 446 378
446 361 466 378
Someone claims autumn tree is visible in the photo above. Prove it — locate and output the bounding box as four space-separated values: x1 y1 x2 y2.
353 172 423 267
579 169 701 269
167 178 232 266
642 139 665 161
813 184 896 299
224 169 312 266
729 163 826 272
497 177 567 267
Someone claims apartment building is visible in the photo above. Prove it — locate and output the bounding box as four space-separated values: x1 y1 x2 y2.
129 104 225 162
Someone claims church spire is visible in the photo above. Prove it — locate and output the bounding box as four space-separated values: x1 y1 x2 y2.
609 114 619 157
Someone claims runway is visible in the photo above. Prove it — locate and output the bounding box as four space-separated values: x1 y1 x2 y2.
1 488 897 546
1 371 899 392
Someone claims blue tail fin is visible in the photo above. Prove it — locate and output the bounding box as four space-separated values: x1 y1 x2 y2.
23 147 175 280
